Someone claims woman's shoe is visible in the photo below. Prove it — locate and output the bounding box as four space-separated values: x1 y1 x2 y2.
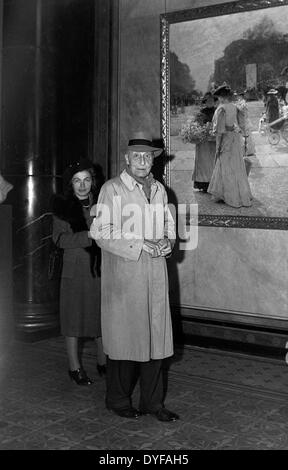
68 368 93 385
97 364 107 377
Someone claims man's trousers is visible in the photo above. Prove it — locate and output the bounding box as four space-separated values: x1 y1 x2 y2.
105 358 164 412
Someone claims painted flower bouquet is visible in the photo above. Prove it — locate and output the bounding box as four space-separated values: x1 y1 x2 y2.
180 118 214 144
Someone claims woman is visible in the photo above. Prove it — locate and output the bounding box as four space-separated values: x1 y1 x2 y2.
52 159 106 385
266 89 279 127
192 92 217 192
236 90 256 156
208 85 253 208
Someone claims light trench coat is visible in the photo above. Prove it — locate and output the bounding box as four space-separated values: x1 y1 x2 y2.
90 169 176 362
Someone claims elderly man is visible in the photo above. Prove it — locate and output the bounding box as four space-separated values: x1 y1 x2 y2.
90 132 179 422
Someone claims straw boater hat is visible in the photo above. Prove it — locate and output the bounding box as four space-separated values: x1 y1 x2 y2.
267 89 278 95
127 132 163 157
213 84 232 97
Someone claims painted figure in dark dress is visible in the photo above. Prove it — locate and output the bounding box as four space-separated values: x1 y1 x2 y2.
192 92 217 192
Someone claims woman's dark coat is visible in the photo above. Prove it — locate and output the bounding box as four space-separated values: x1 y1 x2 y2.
52 194 101 337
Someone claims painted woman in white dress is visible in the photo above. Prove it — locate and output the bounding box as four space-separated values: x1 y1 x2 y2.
208 85 253 208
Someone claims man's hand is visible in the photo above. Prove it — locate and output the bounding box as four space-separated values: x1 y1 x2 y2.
158 238 172 257
143 240 161 257
143 239 173 258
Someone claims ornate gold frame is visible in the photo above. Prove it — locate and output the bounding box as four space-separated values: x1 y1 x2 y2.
160 0 288 229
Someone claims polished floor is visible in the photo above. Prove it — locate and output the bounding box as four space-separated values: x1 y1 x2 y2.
0 336 288 450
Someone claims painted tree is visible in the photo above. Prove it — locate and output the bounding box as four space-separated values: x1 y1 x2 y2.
214 16 288 93
170 51 197 104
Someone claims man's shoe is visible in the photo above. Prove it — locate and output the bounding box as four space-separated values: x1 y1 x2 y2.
141 407 179 422
107 407 140 419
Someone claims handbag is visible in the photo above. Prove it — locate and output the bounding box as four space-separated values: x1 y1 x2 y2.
48 233 63 280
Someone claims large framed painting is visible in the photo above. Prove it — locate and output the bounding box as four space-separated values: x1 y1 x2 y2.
160 0 288 229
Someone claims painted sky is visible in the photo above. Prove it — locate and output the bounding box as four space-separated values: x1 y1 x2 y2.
170 6 288 93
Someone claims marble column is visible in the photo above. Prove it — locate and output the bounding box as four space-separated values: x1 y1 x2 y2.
1 0 59 339
0 205 13 351
1 0 96 339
